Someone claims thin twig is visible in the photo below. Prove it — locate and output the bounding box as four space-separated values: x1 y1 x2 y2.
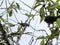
19 0 39 13
13 12 19 23
0 0 4 7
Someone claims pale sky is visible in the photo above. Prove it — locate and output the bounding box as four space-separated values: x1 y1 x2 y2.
0 0 59 45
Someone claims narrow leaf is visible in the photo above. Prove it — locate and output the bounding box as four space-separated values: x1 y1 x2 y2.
40 40 44 45
16 3 20 9
8 23 15 27
39 8 45 23
56 19 60 27
0 17 5 22
55 4 60 9
25 13 34 18
36 36 47 40
7 9 13 17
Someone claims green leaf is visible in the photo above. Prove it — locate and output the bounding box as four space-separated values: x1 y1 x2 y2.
56 0 60 2
33 0 46 9
18 25 22 32
36 0 44 2
46 3 55 16
36 36 47 40
40 40 44 45
0 17 5 22
5 27 9 32
56 19 60 27
40 8 44 14
55 4 60 9
8 23 15 27
9 32 19 37
7 9 13 17
33 3 41 9
36 34 57 40
9 10 13 17
16 3 20 9
39 8 45 23
50 0 55 4
10 3 17 8
40 15 45 23
50 9 54 16
25 13 34 18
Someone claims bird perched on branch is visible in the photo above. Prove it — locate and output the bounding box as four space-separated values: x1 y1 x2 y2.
44 16 60 24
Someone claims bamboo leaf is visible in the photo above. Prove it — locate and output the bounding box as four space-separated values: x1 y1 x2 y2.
0 17 5 22
55 4 60 9
56 19 60 27
25 13 34 18
7 9 13 17
39 8 45 23
36 36 47 40
9 10 13 17
16 3 20 9
33 4 41 9
56 0 60 2
8 23 15 27
40 40 44 45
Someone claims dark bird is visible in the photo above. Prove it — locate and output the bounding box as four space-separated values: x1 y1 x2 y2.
44 16 60 24
20 23 29 27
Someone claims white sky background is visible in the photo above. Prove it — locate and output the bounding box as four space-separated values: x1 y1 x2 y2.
14 0 50 45
0 0 59 45
15 0 50 45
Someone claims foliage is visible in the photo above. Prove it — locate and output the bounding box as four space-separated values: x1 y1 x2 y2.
33 0 60 45
0 0 60 45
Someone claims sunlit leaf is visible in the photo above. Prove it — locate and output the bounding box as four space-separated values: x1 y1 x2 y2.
56 19 60 27
40 15 45 23
46 3 55 16
33 4 41 9
9 32 19 37
33 0 46 9
55 4 60 9
56 0 60 2
50 0 55 4
36 34 57 40
25 13 34 18
40 8 44 14
40 40 44 45
0 17 5 22
36 0 44 2
50 9 54 16
5 27 9 32
8 23 15 27
18 25 22 32
39 8 45 23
